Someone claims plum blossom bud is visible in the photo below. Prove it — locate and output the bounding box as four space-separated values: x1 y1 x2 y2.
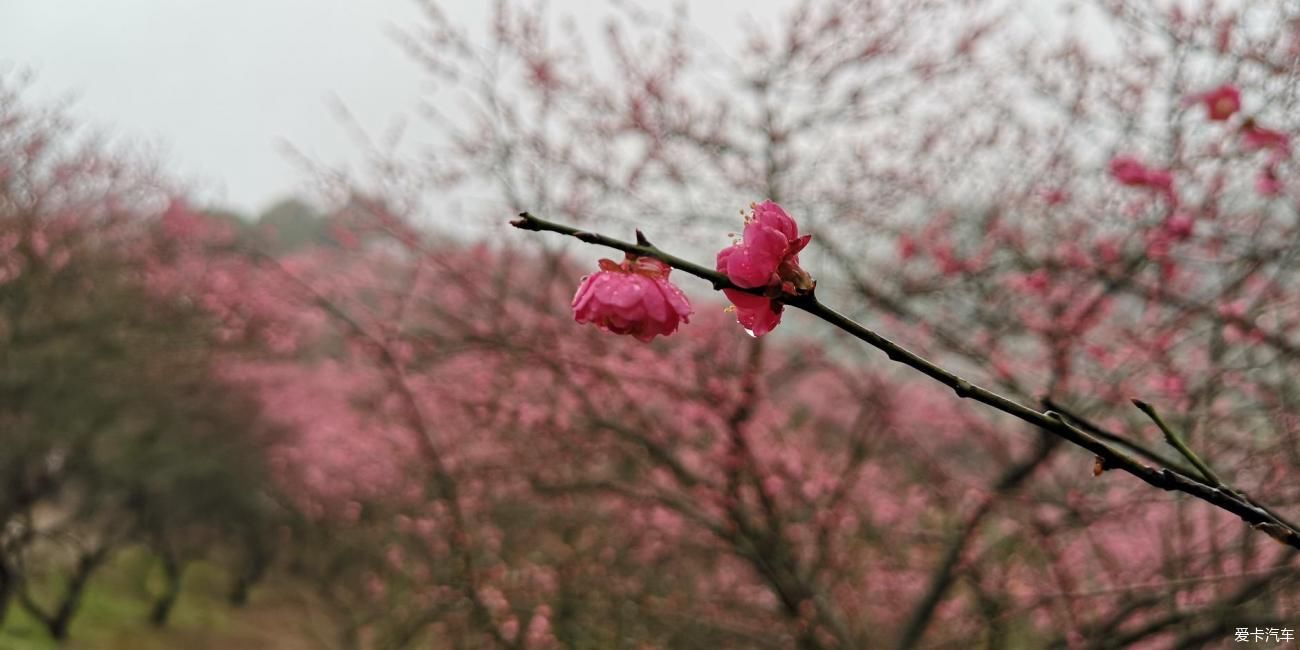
572 254 692 342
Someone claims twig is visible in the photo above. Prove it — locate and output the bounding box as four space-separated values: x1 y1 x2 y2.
1131 399 1225 489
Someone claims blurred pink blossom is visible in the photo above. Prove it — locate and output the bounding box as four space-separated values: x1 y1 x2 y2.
1185 84 1240 121
1256 164 1282 197
1241 120 1291 158
1162 212 1195 241
1109 155 1175 197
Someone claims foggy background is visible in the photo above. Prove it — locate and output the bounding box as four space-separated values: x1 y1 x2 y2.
0 1 791 216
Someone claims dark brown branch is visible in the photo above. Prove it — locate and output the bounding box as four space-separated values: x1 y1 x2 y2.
510 211 1300 551
18 545 109 640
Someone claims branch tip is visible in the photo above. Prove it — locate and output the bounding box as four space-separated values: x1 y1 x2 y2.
510 212 541 230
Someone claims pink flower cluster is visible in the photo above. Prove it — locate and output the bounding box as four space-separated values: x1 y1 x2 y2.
572 254 692 342
1113 85 1293 202
715 201 814 336
571 200 815 341
1182 84 1291 197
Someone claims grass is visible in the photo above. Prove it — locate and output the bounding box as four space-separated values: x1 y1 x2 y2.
0 547 321 650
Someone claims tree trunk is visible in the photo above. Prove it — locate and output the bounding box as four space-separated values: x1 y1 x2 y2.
44 549 105 640
0 557 11 628
149 550 183 627
227 544 269 607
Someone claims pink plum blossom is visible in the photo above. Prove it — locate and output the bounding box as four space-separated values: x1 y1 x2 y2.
1185 84 1240 121
1109 155 1175 197
1040 187 1070 205
719 200 812 289
1162 212 1195 241
721 287 784 337
715 201 814 336
572 253 692 342
897 234 918 260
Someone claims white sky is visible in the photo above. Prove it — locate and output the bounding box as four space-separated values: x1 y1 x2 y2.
0 0 789 216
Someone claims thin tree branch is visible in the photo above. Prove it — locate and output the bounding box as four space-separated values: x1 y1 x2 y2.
1132 399 1225 489
510 211 1300 551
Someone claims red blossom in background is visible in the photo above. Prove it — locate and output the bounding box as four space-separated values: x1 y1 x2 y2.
1257 163 1282 197
1186 83 1241 121
1109 155 1176 198
715 200 814 337
1161 211 1196 241
572 253 692 342
1241 119 1292 159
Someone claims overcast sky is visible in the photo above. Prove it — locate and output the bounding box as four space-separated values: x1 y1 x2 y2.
0 1 788 216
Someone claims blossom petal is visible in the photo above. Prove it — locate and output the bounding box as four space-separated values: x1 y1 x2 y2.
753 200 798 241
